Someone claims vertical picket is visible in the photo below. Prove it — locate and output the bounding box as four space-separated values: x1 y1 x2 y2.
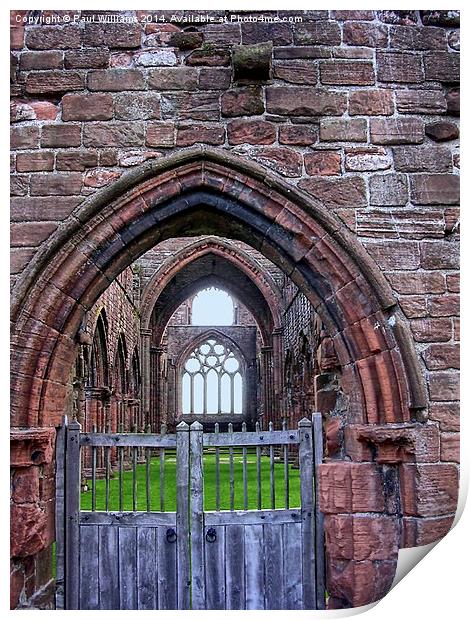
65 418 81 610
176 422 190 610
299 418 315 610
312 412 325 610
190 421 205 609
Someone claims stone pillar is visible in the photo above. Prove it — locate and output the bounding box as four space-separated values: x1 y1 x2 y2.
272 328 284 423
261 346 273 427
140 328 152 429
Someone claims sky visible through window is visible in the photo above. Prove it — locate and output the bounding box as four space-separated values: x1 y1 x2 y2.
191 287 234 326
183 288 242 414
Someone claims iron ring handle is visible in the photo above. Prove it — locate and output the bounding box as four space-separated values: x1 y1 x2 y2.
206 527 217 543
166 527 177 543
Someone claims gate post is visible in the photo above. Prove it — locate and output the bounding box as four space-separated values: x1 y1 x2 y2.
299 418 316 609
189 421 205 609
64 418 81 610
55 416 67 610
312 412 326 610
176 421 190 610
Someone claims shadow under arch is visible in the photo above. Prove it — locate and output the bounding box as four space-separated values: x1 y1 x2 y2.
10 146 425 428
140 236 284 346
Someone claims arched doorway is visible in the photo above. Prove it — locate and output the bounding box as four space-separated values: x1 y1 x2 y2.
11 147 428 609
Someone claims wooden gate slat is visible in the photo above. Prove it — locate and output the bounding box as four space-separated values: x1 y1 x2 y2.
118 527 138 610
176 422 190 610
204 525 225 609
137 527 157 610
98 526 119 610
299 418 316 610
225 524 245 610
283 522 303 610
64 419 81 610
244 524 265 610
79 525 99 609
264 523 283 610
190 422 205 609
157 525 177 609
313 412 326 610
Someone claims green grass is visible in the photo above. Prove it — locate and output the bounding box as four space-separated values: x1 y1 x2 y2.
81 450 301 512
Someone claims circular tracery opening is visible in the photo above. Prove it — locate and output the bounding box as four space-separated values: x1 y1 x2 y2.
182 338 243 415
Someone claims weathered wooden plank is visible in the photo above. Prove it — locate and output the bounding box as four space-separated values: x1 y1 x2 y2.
256 422 262 510
242 422 248 511
215 423 220 511
79 525 99 609
245 524 265 610
203 430 299 447
98 526 120 610
157 525 177 609
283 522 303 610
229 424 234 511
54 416 66 610
176 422 190 610
159 447 165 512
264 523 283 610
189 421 205 609
313 412 326 610
65 419 81 610
205 509 301 526
204 525 226 609
80 433 176 448
137 527 157 610
225 525 245 610
269 424 275 509
299 418 315 610
80 511 176 527
118 527 138 610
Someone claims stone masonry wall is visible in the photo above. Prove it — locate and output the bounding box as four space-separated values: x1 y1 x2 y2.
10 9 460 610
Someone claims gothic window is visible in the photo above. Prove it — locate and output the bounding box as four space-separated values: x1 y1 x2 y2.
182 338 243 414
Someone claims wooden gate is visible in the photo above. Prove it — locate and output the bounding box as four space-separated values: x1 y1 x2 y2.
55 415 324 610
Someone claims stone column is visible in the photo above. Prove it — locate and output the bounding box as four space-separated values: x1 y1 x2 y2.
272 328 284 423
261 346 273 427
140 328 152 429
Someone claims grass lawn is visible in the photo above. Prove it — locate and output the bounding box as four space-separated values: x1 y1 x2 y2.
81 449 301 512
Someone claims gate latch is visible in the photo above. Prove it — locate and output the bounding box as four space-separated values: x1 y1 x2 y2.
206 527 217 543
166 528 177 543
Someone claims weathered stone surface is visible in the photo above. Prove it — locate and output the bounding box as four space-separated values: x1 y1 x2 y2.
422 343 459 370
349 89 394 115
64 48 110 69
41 124 81 147
396 90 447 114
10 221 58 246
357 208 445 240
176 124 225 146
386 272 446 294
186 47 230 67
294 22 341 46
29 172 83 196
84 169 121 188
410 174 459 205
448 30 460 51
402 516 454 547
379 11 419 25
273 61 318 85
369 173 409 206
366 241 419 270
25 25 81 50
56 151 99 171
320 61 375 86
377 52 424 83
370 118 424 145
345 147 392 172
299 176 367 208
169 31 204 50
410 318 452 342
420 240 459 269
429 403 459 431
241 22 292 46
26 71 84 94
446 88 460 117
11 196 81 221
390 26 447 50
198 68 231 90
16 152 54 172
227 119 276 145
400 463 458 516
161 93 220 121
319 463 385 513
424 52 460 83
232 42 272 82
393 147 452 173
10 503 48 558
221 86 264 117
114 93 161 120
88 69 145 91
279 125 317 146
11 126 40 150
135 48 177 67
320 119 367 142
421 11 460 27
83 22 142 48
20 51 63 71
83 122 145 147
343 22 388 47
62 93 114 122
305 152 341 176
145 122 175 147
425 121 459 142
252 147 303 177
266 87 346 116
148 67 198 90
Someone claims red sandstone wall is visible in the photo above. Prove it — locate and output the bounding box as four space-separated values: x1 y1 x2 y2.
10 9 460 610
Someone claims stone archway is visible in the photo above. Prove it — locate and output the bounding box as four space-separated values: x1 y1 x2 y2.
11 146 430 608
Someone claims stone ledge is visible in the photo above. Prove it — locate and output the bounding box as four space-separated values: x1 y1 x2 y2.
10 427 55 467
